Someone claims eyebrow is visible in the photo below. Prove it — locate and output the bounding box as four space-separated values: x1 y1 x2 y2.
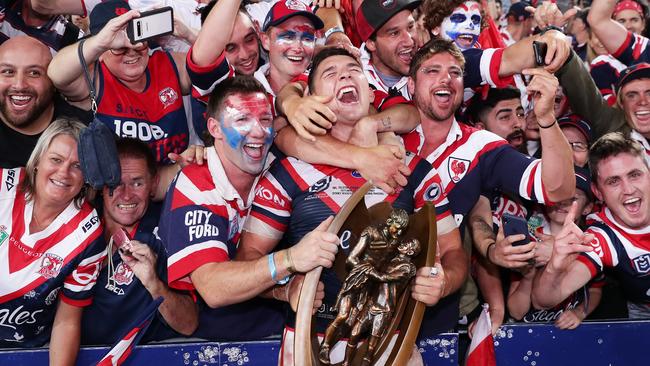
320 65 337 76
496 108 513 115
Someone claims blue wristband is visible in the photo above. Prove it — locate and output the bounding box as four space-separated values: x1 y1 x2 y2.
268 253 291 285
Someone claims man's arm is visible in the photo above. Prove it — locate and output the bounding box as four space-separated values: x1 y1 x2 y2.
507 268 535 320
523 68 575 202
47 9 142 109
32 0 88 15
49 300 83 366
556 50 627 141
500 30 572 76
191 0 241 67
589 0 630 55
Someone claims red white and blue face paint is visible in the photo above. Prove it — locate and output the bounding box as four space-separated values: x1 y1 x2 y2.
268 17 317 78
220 92 274 175
441 1 481 50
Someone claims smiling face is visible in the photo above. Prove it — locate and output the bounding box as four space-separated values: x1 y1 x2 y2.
0 37 54 132
225 12 261 76
262 16 316 79
366 9 417 77
409 51 464 123
546 189 591 226
34 134 84 210
102 156 157 232
102 43 150 84
593 152 650 230
441 1 482 50
310 54 372 124
620 78 650 138
210 92 274 175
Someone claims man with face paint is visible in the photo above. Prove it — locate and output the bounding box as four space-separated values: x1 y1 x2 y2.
240 47 463 364
440 0 483 49
159 76 339 341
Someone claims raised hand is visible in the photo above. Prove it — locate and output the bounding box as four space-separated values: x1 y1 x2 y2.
290 216 339 272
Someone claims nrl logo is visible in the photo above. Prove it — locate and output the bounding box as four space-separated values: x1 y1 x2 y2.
0 225 8 247
633 254 650 274
38 253 64 279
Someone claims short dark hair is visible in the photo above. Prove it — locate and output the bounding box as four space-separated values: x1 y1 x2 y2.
589 132 648 182
466 87 521 124
116 138 157 178
307 47 359 91
409 38 465 80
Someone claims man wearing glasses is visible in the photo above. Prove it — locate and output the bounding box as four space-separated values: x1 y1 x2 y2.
47 0 193 166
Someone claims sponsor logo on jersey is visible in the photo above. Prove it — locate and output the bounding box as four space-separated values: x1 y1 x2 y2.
448 157 470 183
38 253 63 279
185 210 220 242
309 176 332 193
424 183 442 201
285 0 307 11
112 262 135 286
633 254 650 274
44 289 60 306
159 87 178 108
22 291 36 300
255 186 287 207
5 169 16 191
228 216 239 241
589 235 604 258
0 305 43 331
0 225 8 247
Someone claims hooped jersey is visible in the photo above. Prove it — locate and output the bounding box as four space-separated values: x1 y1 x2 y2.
612 31 650 65
0 168 105 347
96 50 188 164
159 148 285 341
579 208 650 304
590 54 626 106
244 151 456 333
402 120 549 231
81 202 178 345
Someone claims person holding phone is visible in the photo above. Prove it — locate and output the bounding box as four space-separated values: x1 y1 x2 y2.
508 167 602 329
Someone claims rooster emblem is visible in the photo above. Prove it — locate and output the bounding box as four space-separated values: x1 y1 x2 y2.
448 157 470 183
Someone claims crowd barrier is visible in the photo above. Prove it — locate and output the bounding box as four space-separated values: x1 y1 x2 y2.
0 319 647 365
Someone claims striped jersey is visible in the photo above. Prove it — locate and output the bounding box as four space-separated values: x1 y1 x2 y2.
0 168 106 347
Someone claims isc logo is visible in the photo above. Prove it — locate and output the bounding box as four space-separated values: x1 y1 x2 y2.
81 216 100 233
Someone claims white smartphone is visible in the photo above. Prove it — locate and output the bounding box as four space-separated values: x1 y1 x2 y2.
127 7 174 44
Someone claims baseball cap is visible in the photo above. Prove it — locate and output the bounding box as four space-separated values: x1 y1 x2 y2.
574 165 593 200
506 1 532 22
616 62 650 93
558 114 592 143
262 0 324 32
89 0 131 36
356 0 422 43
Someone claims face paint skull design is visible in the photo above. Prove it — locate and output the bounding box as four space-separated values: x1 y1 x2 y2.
441 1 482 50
219 92 274 175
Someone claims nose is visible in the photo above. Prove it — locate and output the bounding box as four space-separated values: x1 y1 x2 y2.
620 177 636 195
400 30 415 47
12 71 27 89
248 119 268 138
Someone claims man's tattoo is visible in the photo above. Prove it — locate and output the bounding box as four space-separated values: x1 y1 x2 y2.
380 116 392 131
472 217 496 240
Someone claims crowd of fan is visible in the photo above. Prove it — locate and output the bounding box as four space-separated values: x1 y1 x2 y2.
0 0 648 364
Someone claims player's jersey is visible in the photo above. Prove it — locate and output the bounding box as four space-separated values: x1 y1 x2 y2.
81 202 178 345
96 50 188 165
0 168 105 347
403 120 549 230
579 208 650 304
244 151 456 334
159 148 284 340
590 54 626 106
0 0 80 54
360 51 411 100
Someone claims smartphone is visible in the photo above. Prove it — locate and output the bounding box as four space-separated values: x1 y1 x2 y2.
533 41 548 66
127 7 174 44
112 227 134 255
502 213 530 247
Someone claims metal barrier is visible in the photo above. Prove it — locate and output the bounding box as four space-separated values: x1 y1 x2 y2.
1 320 648 365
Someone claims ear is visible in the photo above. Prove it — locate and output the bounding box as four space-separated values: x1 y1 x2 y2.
260 31 271 52
432 26 441 37
365 38 377 53
475 121 486 130
591 182 603 202
207 116 223 141
407 76 415 97
368 86 375 104
150 173 161 198
581 201 594 216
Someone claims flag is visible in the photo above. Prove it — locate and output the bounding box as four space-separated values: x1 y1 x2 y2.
96 297 163 366
465 304 497 366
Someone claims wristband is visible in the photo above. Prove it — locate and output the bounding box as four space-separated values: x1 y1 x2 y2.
537 119 557 129
268 253 291 285
325 26 344 41
540 25 564 35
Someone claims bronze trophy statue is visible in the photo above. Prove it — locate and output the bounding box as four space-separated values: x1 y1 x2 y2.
294 183 437 366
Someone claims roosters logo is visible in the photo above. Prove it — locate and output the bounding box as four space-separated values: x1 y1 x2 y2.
285 0 307 11
38 253 63 279
159 87 178 108
448 157 470 183
113 262 134 286
115 7 128 16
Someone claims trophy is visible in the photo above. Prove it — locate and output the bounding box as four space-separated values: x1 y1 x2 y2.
294 182 438 365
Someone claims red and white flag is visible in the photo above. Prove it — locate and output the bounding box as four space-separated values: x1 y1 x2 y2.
465 304 497 366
